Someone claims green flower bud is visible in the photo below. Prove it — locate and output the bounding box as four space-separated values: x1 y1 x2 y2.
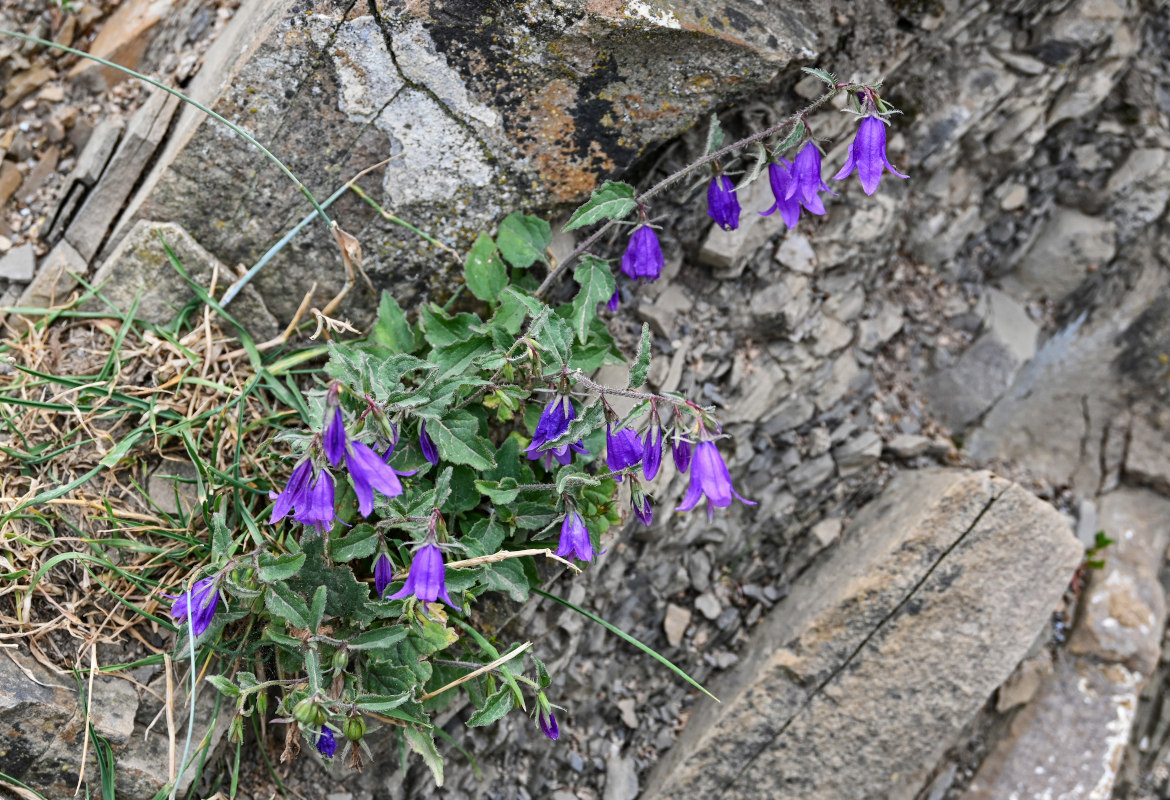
228 715 244 744
343 715 366 742
293 697 320 726
255 691 268 716
332 648 349 673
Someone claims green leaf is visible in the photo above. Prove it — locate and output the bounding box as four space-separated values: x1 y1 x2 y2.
529 309 574 368
496 212 551 268
447 465 482 514
474 477 521 505
705 113 725 154
482 559 531 602
532 654 551 689
210 510 233 561
493 287 544 335
264 583 310 630
801 66 836 86
349 626 409 651
429 335 493 378
421 304 481 347
426 410 497 470
569 256 615 344
464 233 508 302
555 469 599 496
330 523 379 562
543 401 604 450
466 686 514 727
355 692 413 714
771 119 806 158
404 726 444 786
462 516 508 558
563 181 636 232
738 141 769 191
285 536 375 625
257 552 307 583
308 585 328 632
372 291 416 352
629 322 651 388
205 674 239 697
305 648 323 693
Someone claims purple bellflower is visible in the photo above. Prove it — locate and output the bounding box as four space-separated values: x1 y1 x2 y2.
270 458 313 525
556 510 593 562
606 423 643 478
760 159 802 229
323 406 347 467
167 576 220 636
785 141 836 215
620 225 664 281
606 289 620 312
348 440 405 517
294 469 337 532
677 441 756 520
527 395 587 466
671 432 692 474
316 728 337 758
632 491 653 526
527 440 589 471
641 423 663 481
538 707 559 741
389 543 459 608
833 115 909 195
707 174 741 231
419 421 439 465
374 553 394 598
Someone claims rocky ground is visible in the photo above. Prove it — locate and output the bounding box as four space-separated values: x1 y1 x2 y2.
2 1 1170 799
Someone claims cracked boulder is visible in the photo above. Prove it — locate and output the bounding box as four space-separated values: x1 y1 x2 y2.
642 469 1082 800
115 0 821 320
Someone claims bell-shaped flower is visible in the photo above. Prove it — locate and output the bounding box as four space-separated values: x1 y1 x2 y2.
606 289 620 312
348 440 405 517
676 441 756 519
167 576 220 636
419 421 439 465
294 469 336 531
833 116 908 195
323 406 348 467
555 510 593 562
270 458 313 525
620 225 664 281
671 432 692 474
374 553 394 598
785 141 835 215
528 396 574 451
316 728 337 758
538 707 559 741
707 174 741 231
606 423 643 478
527 440 589 471
631 481 654 527
641 423 663 481
389 543 459 608
760 159 802 229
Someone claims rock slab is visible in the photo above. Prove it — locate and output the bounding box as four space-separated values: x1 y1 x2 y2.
643 469 1083 800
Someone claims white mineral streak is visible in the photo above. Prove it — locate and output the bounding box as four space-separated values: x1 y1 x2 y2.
314 16 495 206
625 0 681 29
1091 666 1140 800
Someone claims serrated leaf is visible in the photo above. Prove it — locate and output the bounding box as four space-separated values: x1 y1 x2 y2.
569 256 615 344
372 291 416 352
532 654 551 689
496 212 551 268
308 585 328 632
210 510 232 561
264 583 310 630
205 674 239 696
285 536 375 625
555 468 600 495
481 559 531 602
629 322 651 388
349 626 409 651
564 180 637 232
329 523 378 562
705 113 725 155
421 304 481 348
462 516 508 558
466 686 514 727
404 726 444 786
355 692 413 713
464 233 507 302
529 309 574 368
429 336 493 379
426 410 496 470
474 477 521 504
257 552 306 583
493 286 545 335
801 66 836 86
771 119 806 159
738 142 769 191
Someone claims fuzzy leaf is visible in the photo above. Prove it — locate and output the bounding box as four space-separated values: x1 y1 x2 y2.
563 181 637 231
427 410 497 471
496 212 551 268
349 626 409 651
466 686 514 727
308 585 328 632
772 120 806 158
205 674 239 697
421 305 480 347
481 559 531 602
569 256 615 344
257 552 306 583
705 113 725 154
801 66 836 86
629 322 651 388
372 291 416 352
329 523 379 562
474 477 521 505
404 726 444 786
264 583 310 630
464 233 508 302
738 142 769 191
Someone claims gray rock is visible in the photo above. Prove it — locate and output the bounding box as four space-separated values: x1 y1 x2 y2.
0 242 35 282
604 753 640 800
761 394 816 434
1124 414 1170 494
1105 148 1170 238
786 453 835 495
643 470 1082 800
700 177 781 276
1012 207 1117 301
695 593 722 621
663 603 692 649
748 274 812 336
638 285 692 339
774 234 816 274
856 303 904 353
832 431 882 476
885 434 932 459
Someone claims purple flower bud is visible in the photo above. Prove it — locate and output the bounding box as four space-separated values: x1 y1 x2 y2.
707 174 741 231
633 492 653 526
294 470 336 532
316 728 337 758
323 406 347 467
785 141 836 215
389 543 459 608
676 441 755 519
527 440 589 470
833 116 909 195
606 423 643 478
419 421 439 465
620 225 664 282
348 440 406 517
760 159 802 229
641 424 663 481
270 458 313 525
538 707 559 741
606 289 620 312
374 553 394 598
166 576 219 636
556 510 593 562
671 434 692 474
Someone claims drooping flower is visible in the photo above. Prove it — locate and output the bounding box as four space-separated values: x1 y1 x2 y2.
641 423 663 481
538 707 559 741
419 421 439 465
632 489 653 526
316 728 337 759
374 553 394 598
833 115 909 195
323 406 347 467
528 396 574 451
555 510 593 562
620 225 664 282
270 458 313 525
606 423 643 478
527 440 589 471
167 576 220 636
760 159 802 229
348 440 405 517
672 432 692 474
294 470 336 532
707 174 741 231
676 441 756 519
785 141 836 215
606 289 620 312
389 543 459 608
